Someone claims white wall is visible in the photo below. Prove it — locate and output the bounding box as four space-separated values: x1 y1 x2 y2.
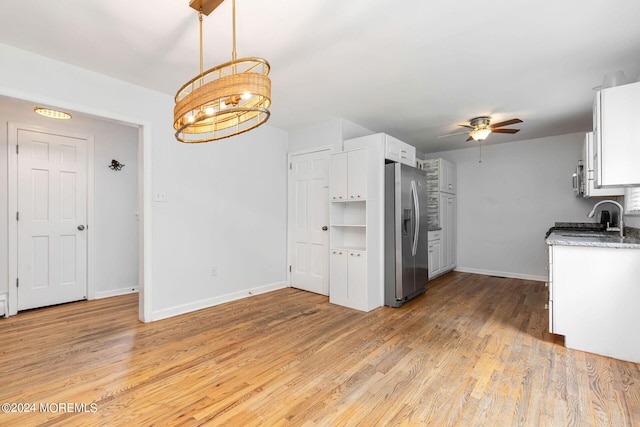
0 96 139 298
288 118 373 153
429 133 596 281
0 43 289 321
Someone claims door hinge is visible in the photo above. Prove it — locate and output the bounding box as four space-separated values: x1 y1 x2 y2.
16 211 19 221
289 265 292 272
16 278 19 288
16 144 19 154
289 163 292 170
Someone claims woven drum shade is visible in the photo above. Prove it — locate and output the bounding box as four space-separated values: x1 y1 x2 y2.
174 57 271 143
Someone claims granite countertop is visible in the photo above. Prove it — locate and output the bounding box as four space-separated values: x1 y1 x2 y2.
546 227 640 249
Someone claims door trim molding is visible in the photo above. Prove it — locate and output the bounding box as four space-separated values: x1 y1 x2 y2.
286 145 333 289
7 123 94 315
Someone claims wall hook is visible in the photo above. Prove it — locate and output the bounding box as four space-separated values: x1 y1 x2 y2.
109 159 125 171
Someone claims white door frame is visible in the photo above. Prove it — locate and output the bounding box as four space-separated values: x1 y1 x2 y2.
8 123 94 313
286 145 333 288
1 89 153 322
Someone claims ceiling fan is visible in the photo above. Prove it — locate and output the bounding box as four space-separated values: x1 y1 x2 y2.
438 116 523 142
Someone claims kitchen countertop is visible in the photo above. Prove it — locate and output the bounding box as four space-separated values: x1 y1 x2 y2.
546 228 640 249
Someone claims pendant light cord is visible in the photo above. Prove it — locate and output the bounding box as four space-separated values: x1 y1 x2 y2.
198 11 204 77
232 0 237 62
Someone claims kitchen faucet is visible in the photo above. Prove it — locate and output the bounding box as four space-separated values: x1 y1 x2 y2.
588 199 625 237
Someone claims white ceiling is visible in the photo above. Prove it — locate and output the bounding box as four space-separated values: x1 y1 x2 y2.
1 0 639 153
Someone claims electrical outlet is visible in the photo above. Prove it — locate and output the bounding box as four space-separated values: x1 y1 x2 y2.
211 266 218 277
154 192 167 202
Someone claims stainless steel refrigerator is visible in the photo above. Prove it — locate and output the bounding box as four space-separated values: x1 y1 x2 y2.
384 162 429 307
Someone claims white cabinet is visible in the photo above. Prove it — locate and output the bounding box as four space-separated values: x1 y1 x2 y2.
439 193 457 271
439 159 456 194
594 81 640 187
548 243 640 363
425 158 457 279
343 133 416 167
329 146 383 312
384 134 416 166
581 132 623 197
330 249 367 308
330 149 367 201
427 230 442 279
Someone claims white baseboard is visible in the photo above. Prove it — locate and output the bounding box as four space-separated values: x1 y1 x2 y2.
454 267 546 282
151 281 288 322
94 286 139 299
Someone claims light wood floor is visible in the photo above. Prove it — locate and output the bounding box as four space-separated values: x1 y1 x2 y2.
2 272 639 426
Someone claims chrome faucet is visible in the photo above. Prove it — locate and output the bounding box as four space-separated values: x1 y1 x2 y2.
588 199 625 237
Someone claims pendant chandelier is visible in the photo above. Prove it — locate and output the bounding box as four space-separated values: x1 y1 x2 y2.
174 0 271 143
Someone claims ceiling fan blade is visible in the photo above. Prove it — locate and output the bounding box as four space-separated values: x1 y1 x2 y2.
437 131 471 138
490 118 523 129
457 124 474 129
466 136 474 142
491 128 520 134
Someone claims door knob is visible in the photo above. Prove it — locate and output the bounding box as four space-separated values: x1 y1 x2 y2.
77 225 85 231
322 226 328 231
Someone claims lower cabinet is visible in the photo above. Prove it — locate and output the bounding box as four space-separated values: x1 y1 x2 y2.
547 243 640 363
329 249 367 310
427 231 442 279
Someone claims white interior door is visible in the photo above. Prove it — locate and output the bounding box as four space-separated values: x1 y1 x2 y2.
288 149 330 295
17 129 88 310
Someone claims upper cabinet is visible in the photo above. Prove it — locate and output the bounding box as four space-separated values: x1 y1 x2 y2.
343 133 416 167
425 158 456 194
330 149 367 201
384 134 416 166
582 132 623 197
593 81 640 187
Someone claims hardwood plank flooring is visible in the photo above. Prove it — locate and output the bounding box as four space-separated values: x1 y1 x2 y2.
1 272 639 426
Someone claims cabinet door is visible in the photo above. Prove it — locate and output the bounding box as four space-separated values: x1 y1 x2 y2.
584 132 623 197
448 195 457 268
384 136 401 163
330 152 348 201
347 250 367 303
428 239 442 279
329 250 348 301
347 149 367 200
399 143 416 167
597 82 640 186
438 159 456 193
439 193 456 270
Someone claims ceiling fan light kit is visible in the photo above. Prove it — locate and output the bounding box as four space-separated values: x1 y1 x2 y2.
438 116 523 143
174 0 271 143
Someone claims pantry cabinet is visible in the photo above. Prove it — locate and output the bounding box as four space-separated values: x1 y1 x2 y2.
425 158 457 279
593 81 640 187
329 146 384 312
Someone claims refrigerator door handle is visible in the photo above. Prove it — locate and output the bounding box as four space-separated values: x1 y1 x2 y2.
411 180 419 256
